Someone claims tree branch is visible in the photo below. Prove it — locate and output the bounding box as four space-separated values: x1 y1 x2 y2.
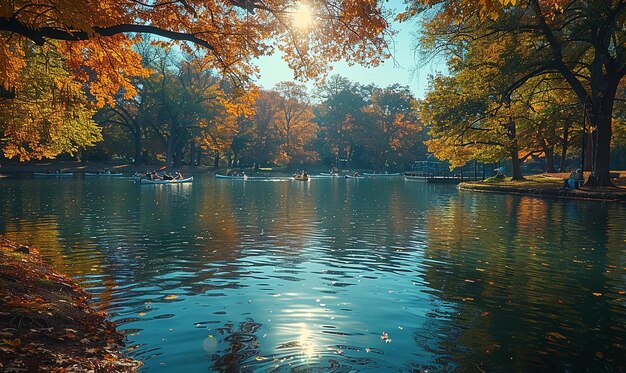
0 17 215 50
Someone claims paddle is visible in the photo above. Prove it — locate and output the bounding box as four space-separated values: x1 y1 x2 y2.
141 165 167 179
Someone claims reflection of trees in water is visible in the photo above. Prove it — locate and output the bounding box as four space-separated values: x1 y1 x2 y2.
210 318 262 372
419 194 623 371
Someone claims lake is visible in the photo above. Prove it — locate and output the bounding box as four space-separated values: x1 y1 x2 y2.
1 174 625 372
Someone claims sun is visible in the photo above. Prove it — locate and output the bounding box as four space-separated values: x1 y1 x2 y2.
293 3 313 29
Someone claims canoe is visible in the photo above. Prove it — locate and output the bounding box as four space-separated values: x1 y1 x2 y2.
215 174 248 180
319 173 340 176
34 172 73 177
345 175 365 179
293 175 309 181
363 172 401 176
85 172 123 177
140 176 193 184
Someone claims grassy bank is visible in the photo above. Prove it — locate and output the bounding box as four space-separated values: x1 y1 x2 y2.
458 173 626 203
0 237 141 372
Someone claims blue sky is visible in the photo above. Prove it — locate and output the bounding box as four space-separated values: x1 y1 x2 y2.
252 3 447 99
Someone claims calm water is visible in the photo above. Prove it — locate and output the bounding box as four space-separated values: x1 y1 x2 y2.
1 174 625 372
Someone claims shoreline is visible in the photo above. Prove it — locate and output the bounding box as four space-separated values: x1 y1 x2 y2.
0 237 141 372
458 174 626 203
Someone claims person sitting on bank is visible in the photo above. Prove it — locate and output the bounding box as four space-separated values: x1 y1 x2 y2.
494 167 505 178
562 169 583 190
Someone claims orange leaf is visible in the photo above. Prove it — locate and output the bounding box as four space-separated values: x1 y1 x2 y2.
2 338 21 347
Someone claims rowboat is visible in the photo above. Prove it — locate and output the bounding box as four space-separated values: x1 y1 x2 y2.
363 172 401 176
139 176 193 184
85 172 123 177
215 174 248 180
293 175 309 181
345 175 365 179
34 172 73 177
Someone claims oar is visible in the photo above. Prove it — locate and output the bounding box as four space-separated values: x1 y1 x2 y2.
141 165 167 179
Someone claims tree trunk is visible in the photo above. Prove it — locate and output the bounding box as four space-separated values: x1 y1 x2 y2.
166 137 174 169
505 101 524 181
584 77 617 186
545 146 555 173
583 131 594 171
511 151 524 180
213 151 220 168
559 122 569 172
173 141 183 168
189 141 196 167
134 132 142 166
586 115 613 186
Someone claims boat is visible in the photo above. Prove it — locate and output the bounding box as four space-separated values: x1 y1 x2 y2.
345 175 365 179
319 173 340 176
293 175 309 181
363 172 401 176
139 176 193 184
215 174 248 180
85 172 124 177
34 172 73 177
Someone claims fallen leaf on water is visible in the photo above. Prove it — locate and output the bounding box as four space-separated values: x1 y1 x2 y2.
481 311 490 317
617 291 625 295
2 338 20 347
476 268 486 272
463 297 475 301
595 351 604 359
592 293 602 297
164 295 178 300
255 356 267 361
546 332 567 340
138 312 146 316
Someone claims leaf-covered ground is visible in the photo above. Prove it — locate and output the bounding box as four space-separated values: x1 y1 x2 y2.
459 172 626 202
0 237 141 372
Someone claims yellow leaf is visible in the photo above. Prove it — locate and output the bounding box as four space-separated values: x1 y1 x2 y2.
138 312 146 316
164 295 178 300
592 292 602 297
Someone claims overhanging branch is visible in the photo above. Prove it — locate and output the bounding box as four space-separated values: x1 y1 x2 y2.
0 17 215 50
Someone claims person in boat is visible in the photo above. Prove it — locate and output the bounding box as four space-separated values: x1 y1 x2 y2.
232 170 238 176
150 171 162 180
303 171 308 177
175 171 183 180
162 172 175 180
56 168 62 174
354 171 360 177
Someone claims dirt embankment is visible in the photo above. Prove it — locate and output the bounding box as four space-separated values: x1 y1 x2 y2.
0 237 141 372
458 173 626 203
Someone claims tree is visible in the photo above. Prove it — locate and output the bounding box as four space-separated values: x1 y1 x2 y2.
405 0 626 186
362 84 421 170
272 82 318 165
315 75 368 166
242 90 282 167
0 42 101 160
1 0 392 106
